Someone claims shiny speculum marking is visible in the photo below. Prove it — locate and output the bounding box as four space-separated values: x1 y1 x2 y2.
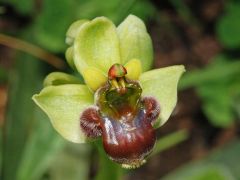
80 64 160 168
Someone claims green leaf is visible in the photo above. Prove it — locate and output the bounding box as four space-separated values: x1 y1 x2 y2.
48 143 91 180
117 14 153 72
197 82 236 127
3 0 34 15
180 55 240 127
128 1 156 22
196 65 240 127
16 109 65 180
163 140 240 179
179 56 240 90
73 0 155 24
32 84 94 143
3 54 42 180
164 164 234 180
0 127 2 177
0 66 7 83
150 130 188 157
217 2 240 49
139 65 185 127
34 0 75 52
74 17 121 74
43 72 82 87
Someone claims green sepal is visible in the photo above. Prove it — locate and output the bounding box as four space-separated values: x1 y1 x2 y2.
74 17 121 74
117 14 153 72
139 65 185 127
43 72 82 87
32 84 93 143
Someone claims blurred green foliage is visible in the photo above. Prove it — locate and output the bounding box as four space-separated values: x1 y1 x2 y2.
47 143 91 180
2 52 67 180
217 2 240 49
0 66 7 83
180 55 240 127
3 54 42 180
6 0 34 14
178 1 240 128
3 0 155 53
163 140 240 180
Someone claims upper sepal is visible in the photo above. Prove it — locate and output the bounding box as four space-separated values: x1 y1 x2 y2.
74 17 121 75
117 14 153 72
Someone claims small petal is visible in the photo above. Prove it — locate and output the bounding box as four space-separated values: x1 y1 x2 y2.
81 67 107 91
117 14 153 72
74 17 121 74
139 65 185 127
66 19 89 45
32 84 94 143
43 72 82 87
125 59 142 80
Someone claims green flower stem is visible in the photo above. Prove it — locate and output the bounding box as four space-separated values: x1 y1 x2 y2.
94 140 123 180
150 130 189 157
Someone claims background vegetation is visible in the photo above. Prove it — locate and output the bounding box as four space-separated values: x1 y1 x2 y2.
0 0 240 179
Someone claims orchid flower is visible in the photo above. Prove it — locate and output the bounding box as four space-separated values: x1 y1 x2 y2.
32 15 185 168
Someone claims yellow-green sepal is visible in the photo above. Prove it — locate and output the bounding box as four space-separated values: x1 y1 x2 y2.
139 65 185 127
117 14 153 72
74 17 121 74
32 84 93 143
125 59 142 80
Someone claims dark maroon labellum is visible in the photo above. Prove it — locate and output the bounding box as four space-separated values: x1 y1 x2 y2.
80 66 160 168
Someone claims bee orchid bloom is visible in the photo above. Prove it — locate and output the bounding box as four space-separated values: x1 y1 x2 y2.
33 15 185 168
